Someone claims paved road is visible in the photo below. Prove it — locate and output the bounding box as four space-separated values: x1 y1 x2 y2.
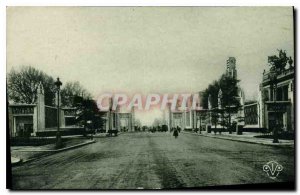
11 132 294 189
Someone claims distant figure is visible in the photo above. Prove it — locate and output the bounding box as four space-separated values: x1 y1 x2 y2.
176 126 181 133
173 128 179 139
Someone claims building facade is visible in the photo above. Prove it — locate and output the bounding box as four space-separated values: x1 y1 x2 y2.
8 84 136 136
8 83 78 137
166 93 205 131
100 100 135 132
244 102 260 128
258 67 294 132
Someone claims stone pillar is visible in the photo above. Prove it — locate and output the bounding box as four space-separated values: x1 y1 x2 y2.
131 108 135 131
168 104 172 131
111 112 115 130
183 112 186 129
128 115 131 131
33 106 37 135
171 113 174 129
181 113 184 130
129 114 133 131
106 112 109 132
238 89 245 126
117 113 120 131
193 110 197 129
36 82 45 132
109 111 112 130
208 94 212 126
208 94 212 110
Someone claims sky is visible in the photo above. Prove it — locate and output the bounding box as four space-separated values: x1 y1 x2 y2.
6 7 294 125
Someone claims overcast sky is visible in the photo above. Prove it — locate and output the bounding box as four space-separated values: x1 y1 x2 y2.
7 7 294 124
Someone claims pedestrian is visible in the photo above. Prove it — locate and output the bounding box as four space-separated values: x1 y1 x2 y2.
176 126 181 133
173 128 179 139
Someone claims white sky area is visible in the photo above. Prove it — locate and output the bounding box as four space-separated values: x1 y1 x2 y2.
135 109 163 126
6 7 294 125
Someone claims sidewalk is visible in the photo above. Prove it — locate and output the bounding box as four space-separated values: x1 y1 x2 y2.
11 139 95 164
93 133 110 138
38 134 84 139
182 131 294 147
93 132 123 138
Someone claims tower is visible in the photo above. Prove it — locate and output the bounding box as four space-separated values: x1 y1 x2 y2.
226 57 237 79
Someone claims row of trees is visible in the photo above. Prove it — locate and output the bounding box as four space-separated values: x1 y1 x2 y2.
7 66 91 107
201 73 242 132
7 66 105 132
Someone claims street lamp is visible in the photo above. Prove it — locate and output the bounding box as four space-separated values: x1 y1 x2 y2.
54 77 63 148
268 69 279 143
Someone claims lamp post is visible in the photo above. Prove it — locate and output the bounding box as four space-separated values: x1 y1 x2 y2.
268 69 279 143
54 77 63 148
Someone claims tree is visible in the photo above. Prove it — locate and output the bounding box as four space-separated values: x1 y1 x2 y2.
60 81 92 107
268 49 293 73
74 97 104 135
7 66 56 105
210 109 219 134
201 73 241 133
201 80 219 109
219 74 241 133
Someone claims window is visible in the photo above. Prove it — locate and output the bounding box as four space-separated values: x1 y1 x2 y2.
283 85 289 101
263 89 269 101
276 87 283 101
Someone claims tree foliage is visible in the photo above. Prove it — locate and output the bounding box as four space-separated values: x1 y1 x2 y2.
268 49 293 73
60 81 92 107
202 74 240 110
201 73 241 129
201 80 219 109
74 97 105 132
7 66 56 105
219 74 240 111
